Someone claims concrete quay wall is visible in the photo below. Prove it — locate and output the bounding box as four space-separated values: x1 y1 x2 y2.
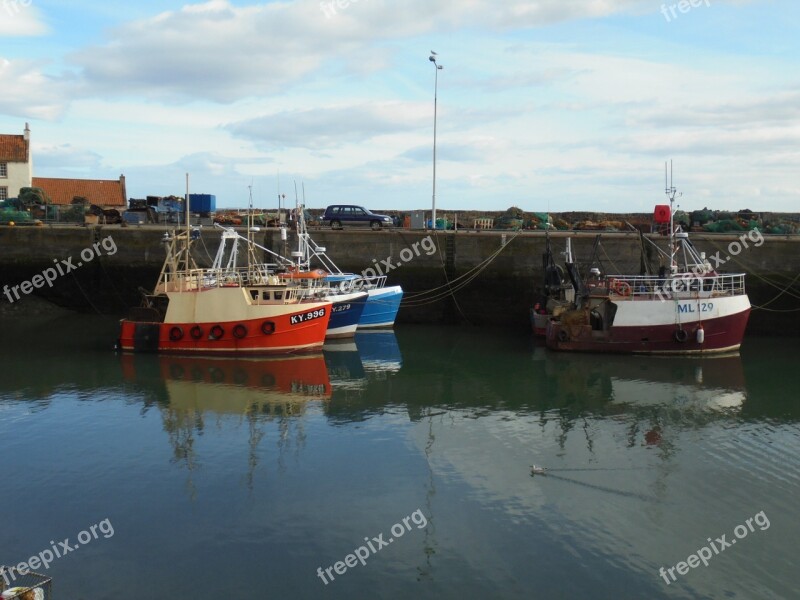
0 225 797 336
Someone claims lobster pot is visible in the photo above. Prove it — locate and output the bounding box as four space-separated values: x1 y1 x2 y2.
0 566 53 599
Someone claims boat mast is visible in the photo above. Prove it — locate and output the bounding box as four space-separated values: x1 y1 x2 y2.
664 160 681 273
185 172 191 272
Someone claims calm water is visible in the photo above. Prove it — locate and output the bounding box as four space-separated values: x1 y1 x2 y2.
1 316 799 599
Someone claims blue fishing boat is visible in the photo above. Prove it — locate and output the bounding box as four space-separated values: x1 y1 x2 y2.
293 211 403 330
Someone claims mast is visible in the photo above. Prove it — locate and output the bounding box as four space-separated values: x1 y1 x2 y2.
185 173 191 272
665 160 680 273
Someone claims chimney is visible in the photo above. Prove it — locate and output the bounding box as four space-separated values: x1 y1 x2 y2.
119 174 127 204
24 122 30 141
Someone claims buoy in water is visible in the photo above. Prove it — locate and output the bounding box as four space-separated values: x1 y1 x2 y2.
696 324 705 344
530 465 548 476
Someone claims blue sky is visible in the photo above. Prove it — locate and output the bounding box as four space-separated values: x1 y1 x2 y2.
1 0 798 213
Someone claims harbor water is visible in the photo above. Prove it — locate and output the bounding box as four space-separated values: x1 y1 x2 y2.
1 315 798 599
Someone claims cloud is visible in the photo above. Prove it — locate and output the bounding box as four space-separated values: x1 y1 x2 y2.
68 0 654 104
33 143 104 170
0 1 48 36
0 58 70 120
226 103 429 149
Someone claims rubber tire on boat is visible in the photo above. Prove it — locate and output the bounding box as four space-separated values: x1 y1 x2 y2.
210 324 224 340
261 321 276 335
557 329 569 343
189 325 203 340
233 324 248 339
169 326 184 341
674 328 689 343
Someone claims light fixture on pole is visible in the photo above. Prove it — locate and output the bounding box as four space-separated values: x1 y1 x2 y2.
429 51 443 230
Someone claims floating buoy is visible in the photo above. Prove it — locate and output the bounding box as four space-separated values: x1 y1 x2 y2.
696 324 705 344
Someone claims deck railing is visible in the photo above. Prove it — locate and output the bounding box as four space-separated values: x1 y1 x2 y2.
599 273 747 300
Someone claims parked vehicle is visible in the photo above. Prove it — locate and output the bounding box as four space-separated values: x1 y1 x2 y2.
322 205 394 230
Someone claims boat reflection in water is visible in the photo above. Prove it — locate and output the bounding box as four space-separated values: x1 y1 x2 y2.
120 353 331 488
323 330 403 392
543 350 746 415
355 331 402 376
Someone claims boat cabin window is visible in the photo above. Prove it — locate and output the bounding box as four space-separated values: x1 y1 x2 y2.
250 290 258 300
274 291 283 300
262 291 271 301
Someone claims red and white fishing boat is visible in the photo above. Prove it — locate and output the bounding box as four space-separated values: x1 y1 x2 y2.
546 171 751 354
118 226 331 355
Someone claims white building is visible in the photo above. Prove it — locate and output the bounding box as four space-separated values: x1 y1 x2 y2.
0 123 33 201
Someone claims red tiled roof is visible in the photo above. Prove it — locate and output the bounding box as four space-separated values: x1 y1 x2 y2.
32 176 127 207
0 134 29 162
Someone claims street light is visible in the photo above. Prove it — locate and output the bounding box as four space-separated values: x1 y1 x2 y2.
429 51 443 230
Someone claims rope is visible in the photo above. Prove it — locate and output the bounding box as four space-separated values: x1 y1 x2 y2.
704 237 800 302
433 230 471 324
402 232 521 307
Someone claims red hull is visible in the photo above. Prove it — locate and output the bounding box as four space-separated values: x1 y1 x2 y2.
118 307 331 355
546 309 750 354
158 354 332 398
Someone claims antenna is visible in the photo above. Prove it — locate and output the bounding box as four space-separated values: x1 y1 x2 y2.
664 160 683 271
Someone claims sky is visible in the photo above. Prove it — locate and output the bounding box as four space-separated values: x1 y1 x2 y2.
1 0 798 213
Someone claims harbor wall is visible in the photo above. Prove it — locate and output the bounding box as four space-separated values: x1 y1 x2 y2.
0 225 797 336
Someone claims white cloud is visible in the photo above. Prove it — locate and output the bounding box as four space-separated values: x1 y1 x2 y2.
226 102 430 149
0 58 70 120
0 1 48 36
68 0 656 103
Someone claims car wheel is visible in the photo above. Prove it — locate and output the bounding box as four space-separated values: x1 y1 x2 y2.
331 220 342 230
370 221 381 231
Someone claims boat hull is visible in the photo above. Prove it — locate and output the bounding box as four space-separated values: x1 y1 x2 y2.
546 296 751 355
326 291 369 339
359 286 403 329
118 302 332 355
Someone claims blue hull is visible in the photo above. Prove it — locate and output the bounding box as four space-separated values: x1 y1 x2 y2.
327 292 368 338
359 286 403 329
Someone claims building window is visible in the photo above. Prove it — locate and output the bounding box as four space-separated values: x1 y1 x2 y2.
0 163 7 178
0 187 7 201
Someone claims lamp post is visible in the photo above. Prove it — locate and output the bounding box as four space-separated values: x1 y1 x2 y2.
429 51 443 230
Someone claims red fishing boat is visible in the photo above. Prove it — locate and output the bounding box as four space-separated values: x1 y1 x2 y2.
118 227 331 355
545 169 751 354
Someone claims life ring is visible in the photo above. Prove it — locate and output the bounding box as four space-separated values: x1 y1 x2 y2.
169 326 184 341
261 321 276 335
210 324 224 339
189 325 203 340
557 329 569 342
233 324 248 339
613 281 632 297
674 328 689 343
